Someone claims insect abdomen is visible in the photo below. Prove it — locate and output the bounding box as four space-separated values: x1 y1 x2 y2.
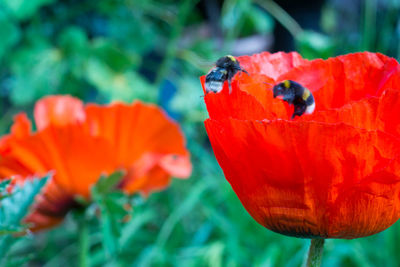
205 68 228 93
303 89 315 114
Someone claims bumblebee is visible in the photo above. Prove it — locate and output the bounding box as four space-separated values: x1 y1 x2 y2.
273 80 315 119
205 55 248 94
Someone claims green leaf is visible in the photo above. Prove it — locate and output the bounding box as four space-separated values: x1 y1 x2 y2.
169 76 208 122
108 11 160 55
0 176 49 231
0 0 56 20
1 252 34 267
0 227 24 235
92 171 125 197
0 11 20 60
0 194 10 201
10 45 64 105
119 209 155 251
91 171 128 258
296 30 335 59
221 0 250 32
0 175 49 261
91 40 138 72
84 38 145 102
243 5 274 35
0 179 11 192
58 27 89 56
85 58 156 103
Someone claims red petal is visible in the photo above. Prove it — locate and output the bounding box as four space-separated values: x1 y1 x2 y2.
0 124 119 229
201 52 309 121
0 113 32 155
205 118 400 238
34 95 86 130
238 51 309 79
300 87 400 134
121 152 190 195
1 96 191 230
201 75 290 121
24 213 63 232
203 52 400 122
279 52 399 111
84 101 191 193
24 179 74 231
36 125 117 197
159 154 192 178
11 113 31 137
0 125 117 195
301 96 381 129
123 164 170 196
376 89 400 136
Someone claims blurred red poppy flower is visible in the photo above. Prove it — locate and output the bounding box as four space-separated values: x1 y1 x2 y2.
0 96 191 230
201 52 400 239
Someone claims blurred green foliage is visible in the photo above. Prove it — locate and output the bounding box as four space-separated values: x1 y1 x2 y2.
0 176 48 264
1 0 400 266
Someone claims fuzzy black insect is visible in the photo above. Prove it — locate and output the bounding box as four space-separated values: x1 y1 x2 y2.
273 80 315 119
205 55 248 94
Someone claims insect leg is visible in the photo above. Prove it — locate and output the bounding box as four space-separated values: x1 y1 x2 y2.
292 104 307 119
241 69 249 75
227 79 233 94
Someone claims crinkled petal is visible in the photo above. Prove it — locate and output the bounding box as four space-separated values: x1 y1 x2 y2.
159 154 192 178
278 52 399 111
123 165 170 196
201 75 289 121
302 97 380 128
0 95 191 230
201 52 309 121
122 152 191 195
205 118 400 238
0 125 117 196
84 101 192 192
376 89 400 136
34 95 86 130
238 51 309 79
11 113 31 137
299 87 400 134
24 179 74 231
0 113 32 154
202 52 400 122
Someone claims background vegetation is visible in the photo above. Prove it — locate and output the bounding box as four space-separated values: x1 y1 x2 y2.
1 0 400 266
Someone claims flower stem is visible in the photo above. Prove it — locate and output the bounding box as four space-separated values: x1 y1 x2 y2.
361 0 376 51
305 238 325 267
78 214 89 267
253 0 303 39
0 236 13 264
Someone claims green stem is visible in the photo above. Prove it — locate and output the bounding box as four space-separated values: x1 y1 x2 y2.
254 0 303 39
78 215 89 267
305 238 325 267
361 0 376 51
0 235 14 265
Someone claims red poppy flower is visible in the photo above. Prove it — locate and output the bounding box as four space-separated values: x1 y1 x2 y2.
201 52 400 239
0 96 191 230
